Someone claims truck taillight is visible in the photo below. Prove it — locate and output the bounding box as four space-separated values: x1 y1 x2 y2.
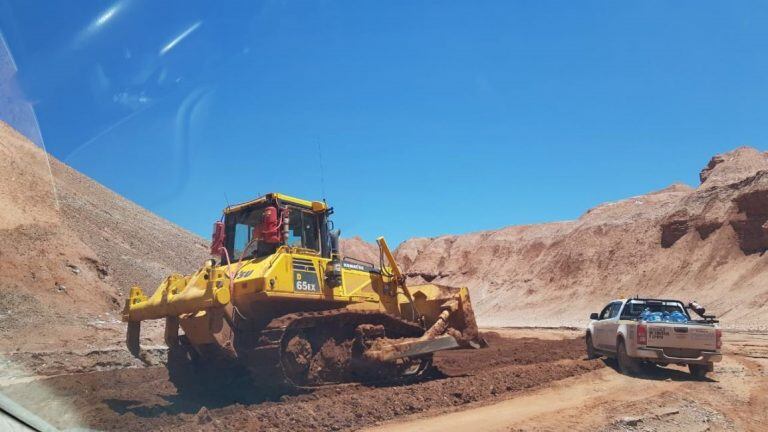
637 324 647 345
716 329 722 349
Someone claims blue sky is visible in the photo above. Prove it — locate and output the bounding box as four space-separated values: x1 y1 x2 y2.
1 1 767 246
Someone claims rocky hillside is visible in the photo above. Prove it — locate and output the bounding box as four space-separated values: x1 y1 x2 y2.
395 147 768 330
0 122 208 350
4 115 765 343
339 236 380 265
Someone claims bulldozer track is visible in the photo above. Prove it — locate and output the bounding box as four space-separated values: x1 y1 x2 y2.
245 308 431 389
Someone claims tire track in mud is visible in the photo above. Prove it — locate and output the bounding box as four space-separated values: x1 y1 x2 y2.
0 333 603 431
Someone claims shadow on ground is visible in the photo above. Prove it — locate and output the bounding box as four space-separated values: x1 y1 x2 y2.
104 380 296 418
601 358 716 383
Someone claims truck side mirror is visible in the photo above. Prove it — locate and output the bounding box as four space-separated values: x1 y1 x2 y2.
590 313 599 320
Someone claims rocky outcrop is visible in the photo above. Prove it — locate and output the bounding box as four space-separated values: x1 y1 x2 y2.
394 147 768 330
659 148 768 254
660 216 692 248
699 147 768 188
730 183 768 254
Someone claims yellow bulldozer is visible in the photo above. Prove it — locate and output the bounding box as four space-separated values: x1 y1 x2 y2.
122 192 485 390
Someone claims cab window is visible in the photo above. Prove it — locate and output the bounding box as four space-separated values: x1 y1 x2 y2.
233 223 254 258
610 302 623 319
225 207 278 259
286 208 319 252
229 207 264 258
598 301 622 320
598 304 613 320
620 300 689 320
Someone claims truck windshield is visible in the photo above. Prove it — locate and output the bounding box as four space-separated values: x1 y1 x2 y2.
620 300 689 320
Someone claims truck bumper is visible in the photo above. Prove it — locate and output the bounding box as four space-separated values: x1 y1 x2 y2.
634 347 722 365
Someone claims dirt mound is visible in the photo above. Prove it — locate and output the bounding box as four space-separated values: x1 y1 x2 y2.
340 236 380 264
0 121 208 351
394 147 768 330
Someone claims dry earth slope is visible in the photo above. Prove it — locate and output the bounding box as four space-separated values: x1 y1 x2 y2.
0 121 209 351
3 116 766 345
0 119 405 350
395 147 768 330
0 118 396 350
339 235 381 264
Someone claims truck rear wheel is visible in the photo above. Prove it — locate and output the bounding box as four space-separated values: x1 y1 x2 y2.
688 364 710 380
617 340 642 376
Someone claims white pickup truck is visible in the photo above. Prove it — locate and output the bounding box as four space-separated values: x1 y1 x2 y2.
586 298 722 378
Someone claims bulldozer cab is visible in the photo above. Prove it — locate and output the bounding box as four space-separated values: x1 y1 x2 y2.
220 193 332 261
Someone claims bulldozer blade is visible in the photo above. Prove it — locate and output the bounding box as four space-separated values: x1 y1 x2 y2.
369 334 461 362
466 333 488 349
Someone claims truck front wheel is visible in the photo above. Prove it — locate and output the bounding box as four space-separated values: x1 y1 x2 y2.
617 340 642 376
586 334 598 359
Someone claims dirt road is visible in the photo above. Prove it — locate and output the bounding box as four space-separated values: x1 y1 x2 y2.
369 331 768 432
0 329 765 431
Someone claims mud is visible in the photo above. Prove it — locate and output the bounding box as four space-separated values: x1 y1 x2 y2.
307 338 354 384
0 333 600 431
433 332 586 375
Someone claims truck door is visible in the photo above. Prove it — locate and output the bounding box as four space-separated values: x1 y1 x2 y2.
601 301 623 352
594 301 623 349
593 302 615 349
